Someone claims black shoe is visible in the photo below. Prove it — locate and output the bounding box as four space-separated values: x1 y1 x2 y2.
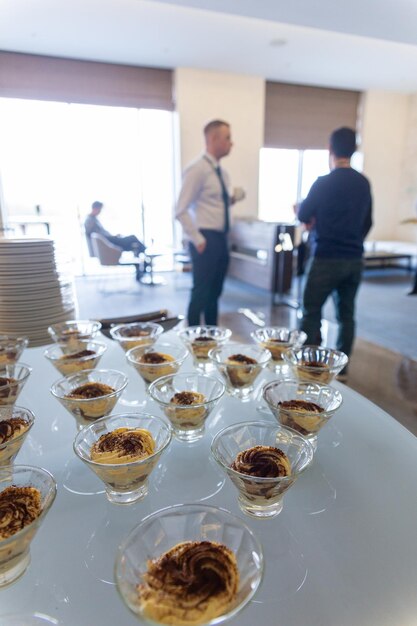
407 290 417 296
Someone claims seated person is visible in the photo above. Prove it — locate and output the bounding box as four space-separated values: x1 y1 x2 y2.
85 200 145 256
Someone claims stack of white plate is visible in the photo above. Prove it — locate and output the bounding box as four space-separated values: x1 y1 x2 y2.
0 238 78 346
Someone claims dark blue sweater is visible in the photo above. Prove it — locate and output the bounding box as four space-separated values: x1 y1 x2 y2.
298 168 373 258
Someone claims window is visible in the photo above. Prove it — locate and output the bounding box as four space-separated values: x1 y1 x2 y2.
0 98 177 273
259 148 363 222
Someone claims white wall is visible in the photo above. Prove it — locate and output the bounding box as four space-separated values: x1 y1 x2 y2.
397 93 417 242
361 91 412 242
175 69 417 244
174 67 264 220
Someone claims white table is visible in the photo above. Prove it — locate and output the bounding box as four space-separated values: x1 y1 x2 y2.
1 335 417 626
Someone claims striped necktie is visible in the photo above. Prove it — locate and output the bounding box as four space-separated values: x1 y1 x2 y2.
215 165 230 233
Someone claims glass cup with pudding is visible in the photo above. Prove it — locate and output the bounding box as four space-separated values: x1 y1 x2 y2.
178 326 232 372
0 335 29 366
44 341 107 376
126 341 188 387
263 379 343 451
211 421 313 518
283 345 348 384
0 363 32 417
148 372 225 442
0 465 57 587
209 344 271 401
73 413 171 505
110 322 163 352
0 407 35 466
47 319 102 354
115 503 263 626
50 369 128 430
251 327 307 373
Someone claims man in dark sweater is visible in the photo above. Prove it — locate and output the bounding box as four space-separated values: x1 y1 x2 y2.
298 127 373 371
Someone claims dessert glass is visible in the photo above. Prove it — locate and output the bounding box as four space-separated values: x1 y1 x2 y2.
178 326 232 372
115 503 263 626
0 363 32 416
148 372 225 442
251 327 307 373
0 465 57 587
126 341 188 386
50 369 128 430
283 346 348 384
73 413 172 505
263 379 343 451
211 421 313 518
0 407 35 465
209 344 271 401
43 341 107 376
47 319 102 353
110 322 164 352
0 335 29 365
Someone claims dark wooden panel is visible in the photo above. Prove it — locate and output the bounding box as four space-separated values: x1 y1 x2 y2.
228 219 295 293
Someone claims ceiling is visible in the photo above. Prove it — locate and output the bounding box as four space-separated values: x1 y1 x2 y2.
1 0 417 92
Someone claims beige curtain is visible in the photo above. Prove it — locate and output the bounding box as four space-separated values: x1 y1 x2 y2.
0 51 174 110
264 81 361 149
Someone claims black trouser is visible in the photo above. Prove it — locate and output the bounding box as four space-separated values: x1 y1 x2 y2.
187 230 229 326
107 234 145 254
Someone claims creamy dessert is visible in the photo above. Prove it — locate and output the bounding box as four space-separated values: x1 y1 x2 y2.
278 399 325 435
231 445 291 501
91 427 155 464
117 328 154 352
89 427 156 493
165 391 207 430
190 337 218 361
0 377 18 406
0 417 31 465
138 540 239 625
0 348 17 366
261 338 289 362
297 360 332 383
56 349 97 375
136 352 177 383
0 485 42 540
64 381 117 420
225 354 259 388
59 329 91 353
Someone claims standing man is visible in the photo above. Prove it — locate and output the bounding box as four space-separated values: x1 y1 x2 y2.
85 200 145 256
298 127 373 376
176 120 244 326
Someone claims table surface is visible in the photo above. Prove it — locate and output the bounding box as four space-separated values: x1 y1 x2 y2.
1 334 417 626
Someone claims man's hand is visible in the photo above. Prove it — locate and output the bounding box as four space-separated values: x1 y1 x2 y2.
196 241 207 254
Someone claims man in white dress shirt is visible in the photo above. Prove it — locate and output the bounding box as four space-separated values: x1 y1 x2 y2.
176 120 244 325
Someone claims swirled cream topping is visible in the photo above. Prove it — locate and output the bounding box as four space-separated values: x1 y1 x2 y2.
231 445 291 478
66 381 115 399
301 360 327 369
120 328 151 338
279 399 324 413
90 427 155 464
170 391 206 406
59 349 96 361
139 352 174 365
0 486 42 540
139 540 239 625
226 354 257 366
0 417 30 444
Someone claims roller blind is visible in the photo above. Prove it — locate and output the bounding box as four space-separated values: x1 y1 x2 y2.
264 81 361 149
0 51 174 110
